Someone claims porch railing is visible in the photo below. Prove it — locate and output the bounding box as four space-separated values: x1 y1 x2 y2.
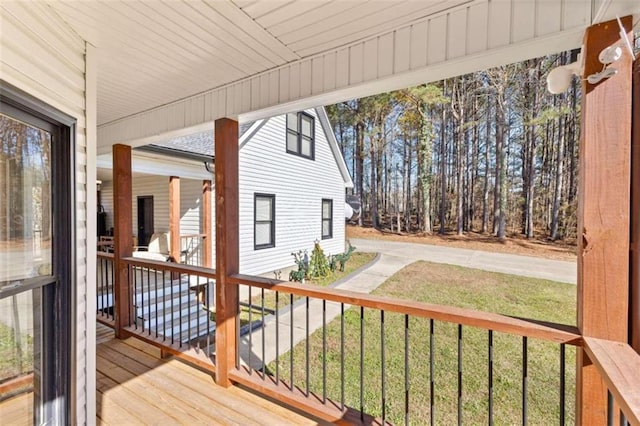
180 234 206 267
97 254 640 424
120 257 217 369
228 274 582 424
96 251 114 327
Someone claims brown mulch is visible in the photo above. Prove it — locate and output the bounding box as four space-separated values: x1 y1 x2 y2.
346 225 577 261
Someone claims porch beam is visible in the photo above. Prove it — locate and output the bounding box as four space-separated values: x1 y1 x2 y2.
112 144 133 338
202 179 212 268
576 16 633 424
214 118 239 387
169 176 180 262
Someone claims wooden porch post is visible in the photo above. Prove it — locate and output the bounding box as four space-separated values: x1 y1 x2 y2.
203 179 213 268
214 118 239 387
631 57 640 355
169 176 181 262
576 16 633 424
113 144 133 338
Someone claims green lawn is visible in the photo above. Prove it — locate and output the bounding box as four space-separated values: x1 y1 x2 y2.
268 261 577 425
0 322 33 383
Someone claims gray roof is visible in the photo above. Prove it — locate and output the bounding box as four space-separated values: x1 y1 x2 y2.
147 121 255 158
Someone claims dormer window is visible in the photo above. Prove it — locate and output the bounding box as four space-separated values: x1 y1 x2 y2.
286 111 314 160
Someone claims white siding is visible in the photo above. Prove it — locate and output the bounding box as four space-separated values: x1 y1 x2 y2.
239 108 346 276
0 2 91 423
101 176 215 264
101 176 204 235
100 110 347 276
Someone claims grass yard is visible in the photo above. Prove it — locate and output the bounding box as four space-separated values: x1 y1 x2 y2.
268 261 577 425
249 251 376 312
0 322 33 394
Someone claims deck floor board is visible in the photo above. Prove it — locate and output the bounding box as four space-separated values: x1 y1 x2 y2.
96 325 324 425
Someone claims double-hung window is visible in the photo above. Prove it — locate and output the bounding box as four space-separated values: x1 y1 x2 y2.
286 111 314 159
254 194 275 249
322 199 333 239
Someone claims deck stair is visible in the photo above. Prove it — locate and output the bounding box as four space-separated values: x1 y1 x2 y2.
133 277 215 343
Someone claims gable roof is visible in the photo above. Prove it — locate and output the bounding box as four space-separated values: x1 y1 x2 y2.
140 108 353 187
146 121 256 158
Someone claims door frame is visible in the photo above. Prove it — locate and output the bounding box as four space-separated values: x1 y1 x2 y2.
0 81 76 424
137 195 154 247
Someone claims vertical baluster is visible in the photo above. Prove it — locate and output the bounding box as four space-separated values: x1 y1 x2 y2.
341 303 345 412
404 314 409 426
608 390 614 426
186 273 191 348
290 293 294 392
100 258 104 317
195 275 200 350
169 270 174 345
235 284 239 367
305 296 310 397
129 265 132 330
458 324 463 426
522 336 528 426
360 306 364 422
322 299 327 404
381 310 386 424
154 268 159 338
488 330 494 426
109 259 112 320
104 258 108 319
275 291 279 383
162 270 173 344
207 281 211 357
430 319 435 426
261 288 265 380
178 271 183 347
559 344 565 426
146 266 151 335
248 286 253 375
133 265 138 330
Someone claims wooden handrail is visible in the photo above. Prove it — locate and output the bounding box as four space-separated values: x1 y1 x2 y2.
583 337 640 425
179 233 206 239
97 251 114 259
230 274 582 345
121 256 216 279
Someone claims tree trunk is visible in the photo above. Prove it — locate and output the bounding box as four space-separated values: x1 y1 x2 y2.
550 115 565 240
355 121 365 226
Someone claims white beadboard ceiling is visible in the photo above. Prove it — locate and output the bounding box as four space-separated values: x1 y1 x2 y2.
44 0 639 146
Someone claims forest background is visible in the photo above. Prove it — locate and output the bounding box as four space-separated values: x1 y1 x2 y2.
327 50 580 243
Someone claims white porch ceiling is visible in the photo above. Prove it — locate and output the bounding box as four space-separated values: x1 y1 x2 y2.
43 0 640 151
48 0 472 125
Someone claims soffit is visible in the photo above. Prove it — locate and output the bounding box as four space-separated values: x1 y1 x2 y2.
46 0 472 125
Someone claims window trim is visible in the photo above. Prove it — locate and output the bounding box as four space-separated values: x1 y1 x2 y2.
286 111 315 160
254 193 276 250
0 81 76 424
321 198 333 240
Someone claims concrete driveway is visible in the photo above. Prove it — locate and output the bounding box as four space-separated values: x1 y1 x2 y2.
350 238 577 284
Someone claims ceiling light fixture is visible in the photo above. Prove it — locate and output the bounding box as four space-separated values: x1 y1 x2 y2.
546 54 583 94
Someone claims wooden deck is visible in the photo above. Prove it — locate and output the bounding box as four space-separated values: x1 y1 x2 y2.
97 326 327 425
0 392 32 425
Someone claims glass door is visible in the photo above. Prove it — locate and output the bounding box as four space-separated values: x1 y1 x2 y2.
0 89 74 425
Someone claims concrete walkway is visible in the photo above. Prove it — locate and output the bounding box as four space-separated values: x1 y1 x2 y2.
239 238 576 369
351 238 577 284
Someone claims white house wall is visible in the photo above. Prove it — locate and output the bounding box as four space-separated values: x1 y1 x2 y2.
101 175 206 238
0 2 93 423
91 0 640 152
239 109 346 276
